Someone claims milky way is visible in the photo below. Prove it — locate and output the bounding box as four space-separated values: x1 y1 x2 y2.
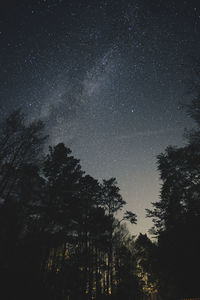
1 0 200 234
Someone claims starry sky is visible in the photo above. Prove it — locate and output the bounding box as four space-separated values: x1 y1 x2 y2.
1 0 200 235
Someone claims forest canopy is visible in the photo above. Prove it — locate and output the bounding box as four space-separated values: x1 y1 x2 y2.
0 109 143 300
1 89 200 300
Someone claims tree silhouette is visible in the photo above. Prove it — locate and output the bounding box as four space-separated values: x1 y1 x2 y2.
0 111 141 300
146 89 200 299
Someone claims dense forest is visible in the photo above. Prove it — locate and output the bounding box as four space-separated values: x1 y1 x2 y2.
1 91 200 300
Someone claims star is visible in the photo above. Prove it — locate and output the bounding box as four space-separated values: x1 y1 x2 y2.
0 0 198 236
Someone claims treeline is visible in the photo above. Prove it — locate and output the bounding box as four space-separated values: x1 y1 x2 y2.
1 92 200 300
0 110 146 300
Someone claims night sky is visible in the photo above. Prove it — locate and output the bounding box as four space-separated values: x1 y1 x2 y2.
1 0 200 235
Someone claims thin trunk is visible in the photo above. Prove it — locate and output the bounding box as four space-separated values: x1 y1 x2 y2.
110 249 113 295
52 247 58 272
95 245 99 299
106 252 110 296
61 242 67 268
103 254 106 296
88 239 93 299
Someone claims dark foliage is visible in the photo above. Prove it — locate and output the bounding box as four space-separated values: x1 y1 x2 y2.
0 110 140 300
146 89 200 299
